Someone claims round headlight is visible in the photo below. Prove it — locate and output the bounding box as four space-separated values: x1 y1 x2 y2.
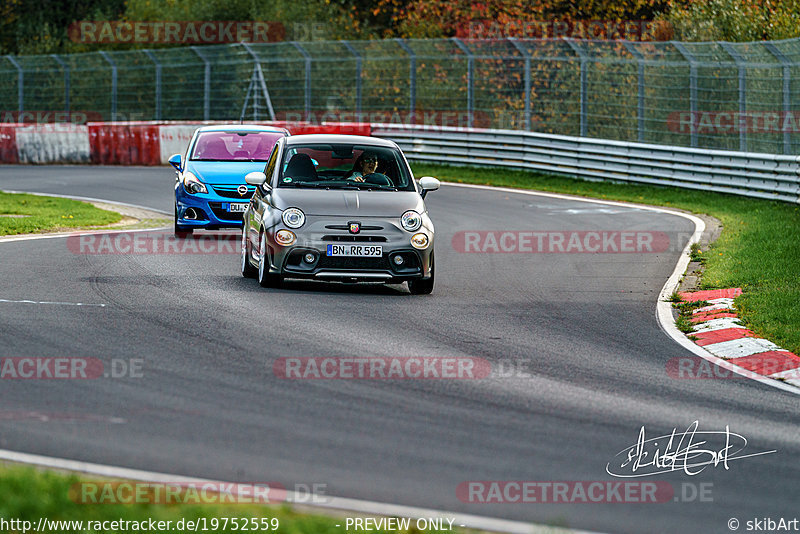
401 210 422 232
411 233 429 249
182 172 208 195
282 208 305 229
275 229 296 246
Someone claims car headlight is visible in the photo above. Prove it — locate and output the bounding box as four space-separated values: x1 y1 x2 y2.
401 210 422 232
275 229 296 246
282 207 305 229
411 233 429 249
182 172 208 195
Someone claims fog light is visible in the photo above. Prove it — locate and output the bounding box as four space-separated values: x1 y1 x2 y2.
304 253 315 263
393 255 405 265
275 229 296 246
411 233 429 249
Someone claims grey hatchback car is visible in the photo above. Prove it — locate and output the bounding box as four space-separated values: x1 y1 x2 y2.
240 134 440 294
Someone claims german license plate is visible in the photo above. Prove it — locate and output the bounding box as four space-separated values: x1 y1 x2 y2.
326 244 383 257
228 203 249 212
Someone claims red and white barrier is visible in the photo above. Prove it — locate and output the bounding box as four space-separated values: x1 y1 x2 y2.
0 121 371 165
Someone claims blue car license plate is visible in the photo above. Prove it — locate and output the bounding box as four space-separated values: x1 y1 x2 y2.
227 203 249 213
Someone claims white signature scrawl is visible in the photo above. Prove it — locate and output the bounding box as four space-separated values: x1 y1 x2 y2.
606 420 776 477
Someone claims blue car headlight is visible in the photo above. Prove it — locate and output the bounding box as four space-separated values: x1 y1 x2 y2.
182 172 208 195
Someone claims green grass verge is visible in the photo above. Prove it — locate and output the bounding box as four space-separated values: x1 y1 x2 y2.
0 464 477 534
0 192 122 236
412 163 800 354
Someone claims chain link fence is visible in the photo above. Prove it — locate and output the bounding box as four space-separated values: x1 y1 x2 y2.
3 37 800 155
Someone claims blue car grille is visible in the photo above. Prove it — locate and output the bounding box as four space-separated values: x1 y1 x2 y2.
208 202 244 221
211 184 256 199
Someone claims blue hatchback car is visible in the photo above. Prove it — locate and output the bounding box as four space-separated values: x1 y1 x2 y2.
171 125 289 236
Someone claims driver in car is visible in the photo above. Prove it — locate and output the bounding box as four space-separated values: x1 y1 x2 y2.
346 151 379 182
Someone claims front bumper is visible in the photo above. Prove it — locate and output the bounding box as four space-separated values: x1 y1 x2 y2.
263 216 434 283
175 183 254 230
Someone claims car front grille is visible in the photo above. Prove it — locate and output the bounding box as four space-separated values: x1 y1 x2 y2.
321 235 387 242
208 202 244 221
211 185 256 199
317 255 390 270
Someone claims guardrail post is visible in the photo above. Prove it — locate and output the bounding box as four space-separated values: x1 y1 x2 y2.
343 41 362 119
291 42 312 121
394 39 417 124
764 42 792 155
451 37 474 128
622 42 645 143
190 46 210 121
565 40 588 137
720 42 747 152
50 54 70 114
507 38 531 131
6 56 24 113
143 50 161 120
99 51 118 120
672 42 698 148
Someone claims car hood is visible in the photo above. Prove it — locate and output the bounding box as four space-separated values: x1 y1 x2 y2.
185 161 266 185
272 189 425 216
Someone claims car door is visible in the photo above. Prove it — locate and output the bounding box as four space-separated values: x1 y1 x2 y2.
247 141 281 253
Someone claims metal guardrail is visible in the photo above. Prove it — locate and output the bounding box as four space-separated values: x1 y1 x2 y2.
372 123 800 204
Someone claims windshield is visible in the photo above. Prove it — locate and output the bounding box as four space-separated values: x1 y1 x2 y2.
190 131 284 162
277 144 414 191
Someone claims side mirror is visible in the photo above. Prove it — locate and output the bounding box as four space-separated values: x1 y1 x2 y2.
168 154 182 171
418 176 440 199
245 171 268 186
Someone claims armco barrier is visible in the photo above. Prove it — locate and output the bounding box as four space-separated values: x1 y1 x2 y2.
14 123 91 164
0 125 18 163
372 124 800 204
3 120 797 204
0 121 371 166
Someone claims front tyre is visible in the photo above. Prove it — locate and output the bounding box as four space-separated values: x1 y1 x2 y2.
241 224 257 278
257 231 282 288
408 251 434 295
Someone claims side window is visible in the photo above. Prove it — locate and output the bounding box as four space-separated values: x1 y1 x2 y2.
263 143 280 187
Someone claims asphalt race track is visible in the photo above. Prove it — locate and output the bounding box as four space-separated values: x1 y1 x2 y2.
1 165 799 534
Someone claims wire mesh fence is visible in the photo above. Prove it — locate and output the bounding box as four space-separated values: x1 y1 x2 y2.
3 37 800 155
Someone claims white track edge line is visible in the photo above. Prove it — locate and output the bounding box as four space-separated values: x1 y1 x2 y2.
0 448 598 534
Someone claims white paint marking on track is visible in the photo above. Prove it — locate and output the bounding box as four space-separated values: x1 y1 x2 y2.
693 303 734 314
0 448 600 534
0 298 105 307
704 338 781 359
692 317 745 333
